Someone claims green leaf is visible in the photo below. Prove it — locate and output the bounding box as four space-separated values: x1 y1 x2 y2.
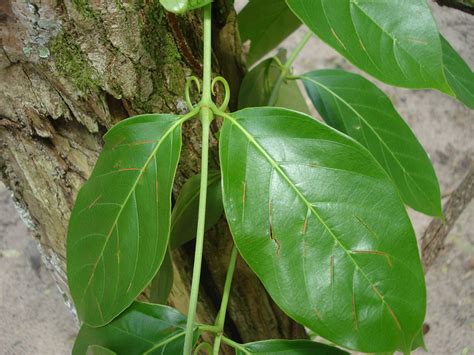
160 0 212 14
73 302 197 355
219 107 426 353
150 249 174 304
238 53 309 113
411 327 427 351
286 0 452 94
169 171 223 250
239 0 301 66
67 114 183 327
441 35 474 109
236 339 348 354
301 69 442 217
86 345 116 355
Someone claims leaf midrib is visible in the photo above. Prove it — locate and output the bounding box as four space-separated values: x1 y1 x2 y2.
302 75 436 212
222 111 403 332
142 331 185 354
349 1 446 88
106 323 186 354
445 66 474 99
78 116 186 308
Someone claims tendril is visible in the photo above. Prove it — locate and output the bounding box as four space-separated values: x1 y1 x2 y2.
185 76 202 111
193 341 213 354
211 76 231 112
271 56 285 70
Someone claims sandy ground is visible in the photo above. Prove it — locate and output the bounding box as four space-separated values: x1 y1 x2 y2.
1 2 473 354
0 185 77 354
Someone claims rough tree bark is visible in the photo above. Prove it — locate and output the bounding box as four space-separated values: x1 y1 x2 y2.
422 163 474 270
433 0 474 15
0 0 306 349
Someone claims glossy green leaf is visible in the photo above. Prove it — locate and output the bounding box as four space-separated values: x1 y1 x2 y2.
411 328 427 351
441 35 474 109
239 0 301 66
301 69 442 217
67 114 183 327
73 302 197 355
238 53 309 113
169 171 223 250
86 345 116 355
160 0 212 14
236 339 348 354
219 107 426 353
150 249 174 304
286 0 452 94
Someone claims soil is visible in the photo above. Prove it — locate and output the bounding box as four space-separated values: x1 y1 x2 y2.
0 2 473 354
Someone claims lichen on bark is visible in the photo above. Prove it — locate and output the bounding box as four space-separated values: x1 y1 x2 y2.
50 31 100 93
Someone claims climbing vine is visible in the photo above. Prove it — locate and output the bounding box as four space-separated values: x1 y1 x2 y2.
67 1 474 354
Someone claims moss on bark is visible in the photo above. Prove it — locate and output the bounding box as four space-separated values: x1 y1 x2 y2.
137 0 188 112
72 0 98 20
49 31 100 93
142 1 182 67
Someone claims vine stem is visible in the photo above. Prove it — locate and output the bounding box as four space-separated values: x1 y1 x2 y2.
183 4 213 354
212 246 239 354
196 324 250 354
198 324 220 333
221 336 250 354
267 31 312 106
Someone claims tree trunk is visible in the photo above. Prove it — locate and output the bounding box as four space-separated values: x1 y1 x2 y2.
433 0 474 15
422 164 474 270
0 0 306 350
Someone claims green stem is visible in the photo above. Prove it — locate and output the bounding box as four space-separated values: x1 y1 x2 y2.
183 107 212 355
221 336 250 354
198 324 220 333
201 4 213 105
183 4 213 354
267 31 312 106
212 246 238 355
286 75 303 81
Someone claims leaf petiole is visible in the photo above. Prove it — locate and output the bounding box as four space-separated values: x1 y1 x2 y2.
197 324 220 333
221 336 250 354
286 75 302 81
267 31 312 106
212 246 238 354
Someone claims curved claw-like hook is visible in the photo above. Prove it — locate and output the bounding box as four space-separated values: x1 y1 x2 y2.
271 56 285 70
193 342 213 354
211 76 231 112
185 76 201 111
